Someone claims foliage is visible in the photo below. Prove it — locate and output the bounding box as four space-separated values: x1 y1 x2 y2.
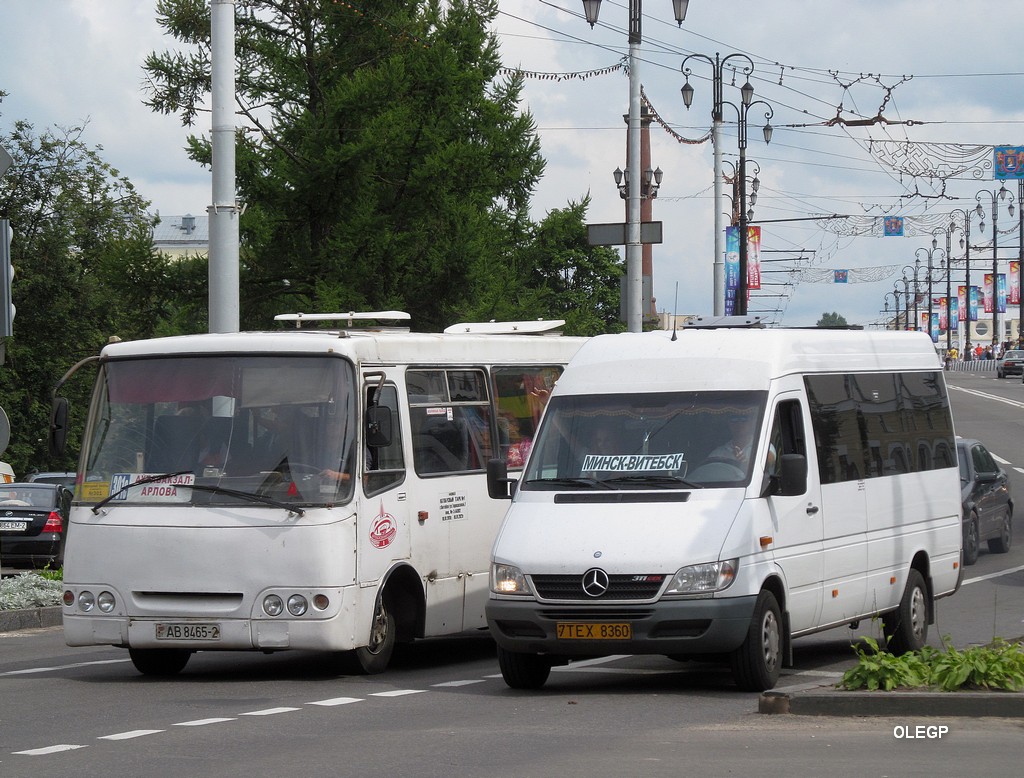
0 114 190 475
0 572 62 610
817 311 848 328
840 636 930 691
144 0 554 332
840 635 1024 692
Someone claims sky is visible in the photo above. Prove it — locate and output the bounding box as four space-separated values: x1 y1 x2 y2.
1 0 1023 328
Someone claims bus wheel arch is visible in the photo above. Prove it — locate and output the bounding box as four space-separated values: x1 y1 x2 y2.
883 560 931 655
344 564 423 675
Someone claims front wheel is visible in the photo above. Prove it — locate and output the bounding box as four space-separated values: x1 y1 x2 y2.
344 592 397 674
988 510 1012 554
883 568 929 654
497 646 552 689
129 648 191 676
730 590 782 692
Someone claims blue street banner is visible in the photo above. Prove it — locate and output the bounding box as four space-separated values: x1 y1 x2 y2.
883 216 904 236
834 270 848 283
725 226 740 315
995 146 1024 180
949 295 959 330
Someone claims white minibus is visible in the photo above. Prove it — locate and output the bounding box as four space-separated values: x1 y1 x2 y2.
485 321 962 691
51 313 585 676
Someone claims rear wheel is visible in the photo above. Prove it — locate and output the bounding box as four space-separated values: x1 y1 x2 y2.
497 646 552 689
129 648 191 676
963 513 980 566
883 568 928 654
988 510 1012 554
730 590 782 692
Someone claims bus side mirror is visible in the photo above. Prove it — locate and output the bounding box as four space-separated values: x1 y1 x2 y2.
778 453 807 496
48 397 69 458
365 405 392 448
486 457 516 500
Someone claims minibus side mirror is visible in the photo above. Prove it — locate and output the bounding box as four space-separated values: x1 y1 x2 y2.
486 457 517 500
778 453 807 496
365 405 392 448
48 397 69 458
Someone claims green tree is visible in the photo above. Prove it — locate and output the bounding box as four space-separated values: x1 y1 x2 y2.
144 0 545 331
0 110 167 474
817 311 848 328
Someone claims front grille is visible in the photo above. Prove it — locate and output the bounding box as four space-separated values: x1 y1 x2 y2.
532 574 665 601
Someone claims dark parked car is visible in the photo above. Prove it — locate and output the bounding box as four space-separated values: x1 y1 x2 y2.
996 349 1024 378
957 438 1013 566
25 471 77 488
0 483 72 568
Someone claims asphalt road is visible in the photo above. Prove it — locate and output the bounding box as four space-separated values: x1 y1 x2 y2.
1 367 1023 777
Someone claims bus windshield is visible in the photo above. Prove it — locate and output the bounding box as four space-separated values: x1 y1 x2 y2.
522 390 768 490
79 354 357 508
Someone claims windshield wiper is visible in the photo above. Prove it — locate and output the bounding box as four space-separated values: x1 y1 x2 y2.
600 474 703 489
91 471 304 516
524 477 614 490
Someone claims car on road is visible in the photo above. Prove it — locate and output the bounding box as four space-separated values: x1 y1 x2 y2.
0 483 72 569
957 437 1013 565
995 349 1024 378
24 471 76 488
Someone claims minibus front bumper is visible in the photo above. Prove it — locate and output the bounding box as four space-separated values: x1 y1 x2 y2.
486 594 758 656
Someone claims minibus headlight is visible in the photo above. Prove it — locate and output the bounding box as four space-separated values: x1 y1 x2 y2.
665 559 738 594
287 595 308 616
97 591 116 613
78 591 95 612
263 594 284 616
491 563 532 595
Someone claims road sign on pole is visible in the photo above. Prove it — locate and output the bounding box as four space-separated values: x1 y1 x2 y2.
0 146 12 178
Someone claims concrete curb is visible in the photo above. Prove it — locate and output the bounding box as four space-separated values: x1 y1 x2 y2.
0 606 61 633
760 686 1024 717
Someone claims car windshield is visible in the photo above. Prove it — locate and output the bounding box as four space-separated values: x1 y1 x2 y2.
522 390 768 490
79 354 357 508
0 485 58 509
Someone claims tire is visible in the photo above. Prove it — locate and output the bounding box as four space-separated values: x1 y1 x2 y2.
963 514 980 566
497 646 552 690
129 648 191 676
883 568 928 655
730 589 782 692
344 591 397 674
987 510 1012 554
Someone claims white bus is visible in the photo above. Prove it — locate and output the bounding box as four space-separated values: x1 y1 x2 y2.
485 322 963 691
50 313 585 676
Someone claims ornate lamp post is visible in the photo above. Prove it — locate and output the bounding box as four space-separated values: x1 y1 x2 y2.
680 51 754 315
933 221 966 354
916 243 945 343
582 0 690 332
974 185 1016 347
883 290 900 330
902 262 925 331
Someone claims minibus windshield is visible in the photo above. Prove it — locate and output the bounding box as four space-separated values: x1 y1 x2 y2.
522 391 768 490
79 354 357 508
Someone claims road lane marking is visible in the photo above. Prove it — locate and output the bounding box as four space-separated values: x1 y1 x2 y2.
240 707 301 716
307 697 364 706
173 718 237 727
370 689 426 697
962 563 1024 585
0 658 131 677
433 679 486 687
13 744 88 755
98 730 164 740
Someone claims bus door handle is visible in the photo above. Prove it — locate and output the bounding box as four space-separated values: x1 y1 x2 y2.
806 504 819 516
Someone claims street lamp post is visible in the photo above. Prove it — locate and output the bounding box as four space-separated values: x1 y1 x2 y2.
916 243 945 344
892 283 904 330
583 0 689 332
680 52 752 316
933 222 966 354
974 185 1016 348
883 290 899 330
902 262 925 331
681 56 772 316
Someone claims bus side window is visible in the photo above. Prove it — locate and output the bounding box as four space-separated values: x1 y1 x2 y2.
491 366 562 469
365 384 405 495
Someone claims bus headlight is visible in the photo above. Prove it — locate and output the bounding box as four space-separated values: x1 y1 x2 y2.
665 559 738 594
287 595 308 616
97 591 117 613
78 591 95 612
491 563 532 595
263 594 284 616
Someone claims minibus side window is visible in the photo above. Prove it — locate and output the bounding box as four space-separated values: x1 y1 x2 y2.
408 369 492 476
491 366 562 469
